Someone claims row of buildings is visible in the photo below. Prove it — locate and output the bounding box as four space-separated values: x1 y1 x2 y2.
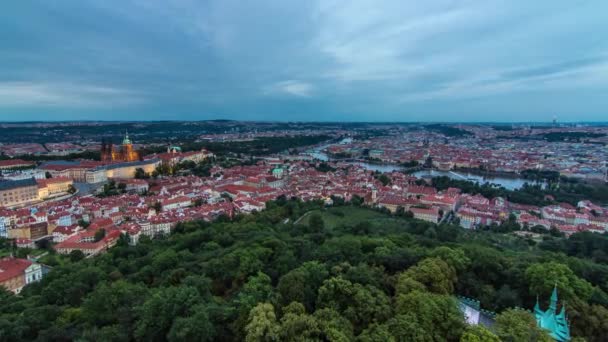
2 159 607 250
322 126 608 181
0 177 73 209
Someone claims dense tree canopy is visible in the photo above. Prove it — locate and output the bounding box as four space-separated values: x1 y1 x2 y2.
1 200 607 341
494 309 552 342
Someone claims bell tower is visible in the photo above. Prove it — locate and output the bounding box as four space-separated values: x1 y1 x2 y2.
121 131 139 162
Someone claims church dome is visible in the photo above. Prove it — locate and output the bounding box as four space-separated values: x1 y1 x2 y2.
122 131 132 145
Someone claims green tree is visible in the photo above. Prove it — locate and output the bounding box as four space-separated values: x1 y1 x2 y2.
386 313 429 341
460 325 500 342
313 308 354 342
234 272 275 339
495 309 552 342
278 261 329 311
309 214 325 233
377 174 391 186
317 276 391 330
167 304 215 342
134 286 202 342
134 168 148 179
81 280 148 328
526 262 594 302
430 246 471 273
69 249 85 262
78 219 90 228
94 228 106 242
278 302 322 341
567 297 608 342
78 325 130 342
395 276 426 295
237 272 274 309
393 290 465 341
356 323 395 342
398 258 457 295
245 303 280 342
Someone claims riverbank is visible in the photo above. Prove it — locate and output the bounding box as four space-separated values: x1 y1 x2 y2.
304 147 570 190
412 169 546 190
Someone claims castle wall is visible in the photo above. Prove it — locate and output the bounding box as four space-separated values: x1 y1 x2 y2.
104 160 159 179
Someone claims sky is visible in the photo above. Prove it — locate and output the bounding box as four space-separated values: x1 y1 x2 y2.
1 0 607 122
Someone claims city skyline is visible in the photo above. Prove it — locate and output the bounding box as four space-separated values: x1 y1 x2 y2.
2 1 608 122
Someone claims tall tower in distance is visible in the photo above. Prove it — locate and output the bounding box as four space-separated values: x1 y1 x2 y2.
119 130 140 162
99 131 140 163
100 138 114 162
121 131 138 162
552 115 557 127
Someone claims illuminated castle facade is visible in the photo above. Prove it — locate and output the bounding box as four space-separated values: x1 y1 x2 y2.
101 132 140 163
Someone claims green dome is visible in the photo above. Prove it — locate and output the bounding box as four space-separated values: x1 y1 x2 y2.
122 131 132 145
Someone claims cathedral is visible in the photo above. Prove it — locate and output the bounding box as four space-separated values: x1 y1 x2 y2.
101 132 140 163
534 286 571 341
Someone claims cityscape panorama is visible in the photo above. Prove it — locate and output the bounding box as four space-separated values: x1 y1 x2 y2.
1 1 607 341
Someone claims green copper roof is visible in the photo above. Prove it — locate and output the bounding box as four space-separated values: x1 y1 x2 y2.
458 296 481 310
534 296 542 315
535 286 570 342
122 131 132 145
550 286 558 309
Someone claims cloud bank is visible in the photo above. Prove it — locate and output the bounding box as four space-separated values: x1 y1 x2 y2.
1 0 607 122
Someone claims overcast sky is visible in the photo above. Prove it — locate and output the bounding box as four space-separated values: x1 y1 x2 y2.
1 0 607 122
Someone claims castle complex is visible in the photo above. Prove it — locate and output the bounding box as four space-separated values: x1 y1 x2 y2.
101 132 140 163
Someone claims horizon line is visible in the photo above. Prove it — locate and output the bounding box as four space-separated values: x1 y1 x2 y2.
1 120 608 125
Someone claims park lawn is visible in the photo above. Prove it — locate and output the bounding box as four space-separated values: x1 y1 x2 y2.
30 249 47 257
299 206 386 229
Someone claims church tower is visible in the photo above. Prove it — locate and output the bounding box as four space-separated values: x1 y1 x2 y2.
101 138 113 162
534 286 571 342
100 131 140 163
121 131 139 162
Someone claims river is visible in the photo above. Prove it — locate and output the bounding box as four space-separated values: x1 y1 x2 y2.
411 169 546 190
305 147 544 190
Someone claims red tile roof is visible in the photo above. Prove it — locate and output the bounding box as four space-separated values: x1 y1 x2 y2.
0 159 35 168
0 257 32 283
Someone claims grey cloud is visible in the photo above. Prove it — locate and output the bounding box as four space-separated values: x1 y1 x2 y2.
0 0 607 121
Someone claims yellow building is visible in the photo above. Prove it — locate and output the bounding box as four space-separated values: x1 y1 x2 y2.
36 177 73 199
102 158 160 179
0 178 39 208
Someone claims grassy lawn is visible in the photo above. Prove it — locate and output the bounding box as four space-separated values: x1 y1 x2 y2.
298 206 387 229
30 249 47 257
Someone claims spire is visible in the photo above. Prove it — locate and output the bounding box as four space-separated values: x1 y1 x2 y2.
550 284 558 312
534 287 571 342
557 302 566 320
534 295 542 314
122 130 132 145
